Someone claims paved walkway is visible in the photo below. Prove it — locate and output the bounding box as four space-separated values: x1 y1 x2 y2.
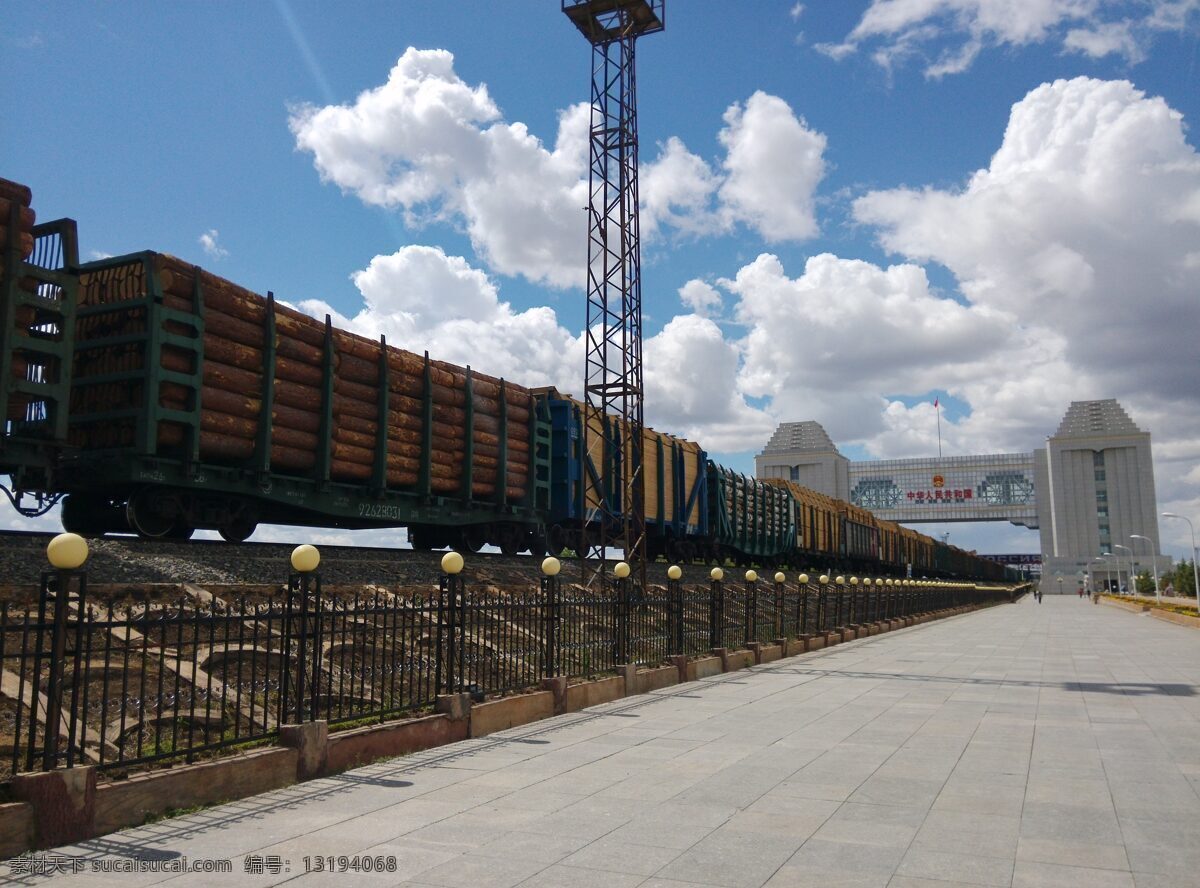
17 596 1200 888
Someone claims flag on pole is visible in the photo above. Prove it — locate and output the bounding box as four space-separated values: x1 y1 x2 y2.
934 397 942 458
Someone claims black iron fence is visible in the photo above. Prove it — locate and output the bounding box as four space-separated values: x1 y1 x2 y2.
1 566 1017 780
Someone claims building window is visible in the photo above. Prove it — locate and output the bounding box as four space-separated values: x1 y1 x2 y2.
1093 451 1105 467
977 473 1035 505
789 466 799 481
1095 470 1106 482
851 478 902 509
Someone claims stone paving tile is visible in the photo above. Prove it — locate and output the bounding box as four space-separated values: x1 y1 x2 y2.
910 809 1020 859
29 597 1200 888
560 837 684 875
764 865 892 887
809 802 926 847
894 849 1014 886
652 826 808 887
513 863 646 887
1016 836 1131 871
471 830 592 864
405 852 548 888
1011 859 1136 887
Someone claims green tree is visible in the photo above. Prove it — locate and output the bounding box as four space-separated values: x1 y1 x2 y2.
1170 560 1196 598
1135 570 1155 595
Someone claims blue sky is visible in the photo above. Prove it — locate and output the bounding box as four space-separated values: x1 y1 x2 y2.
4 2 1199 559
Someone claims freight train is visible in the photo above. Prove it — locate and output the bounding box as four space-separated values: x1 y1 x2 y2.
0 177 1009 581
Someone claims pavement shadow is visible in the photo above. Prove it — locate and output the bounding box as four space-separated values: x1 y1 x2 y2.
772 666 1196 696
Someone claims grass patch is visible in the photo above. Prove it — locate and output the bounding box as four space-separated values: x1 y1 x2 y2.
142 799 225 825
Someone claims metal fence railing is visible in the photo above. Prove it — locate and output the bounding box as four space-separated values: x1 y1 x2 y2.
1 566 1019 781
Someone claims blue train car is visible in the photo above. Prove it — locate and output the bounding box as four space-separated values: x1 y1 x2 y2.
536 389 707 560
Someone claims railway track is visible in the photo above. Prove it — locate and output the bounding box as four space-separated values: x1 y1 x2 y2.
0 530 736 589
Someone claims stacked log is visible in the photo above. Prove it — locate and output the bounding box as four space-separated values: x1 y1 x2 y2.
2 178 38 423
70 253 532 501
0 178 35 267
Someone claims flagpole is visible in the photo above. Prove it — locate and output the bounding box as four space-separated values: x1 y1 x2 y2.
936 399 942 459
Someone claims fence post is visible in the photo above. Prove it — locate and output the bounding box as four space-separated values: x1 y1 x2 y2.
773 572 785 639
541 557 561 678
744 570 758 646
709 568 724 649
287 545 322 723
667 565 683 655
615 562 631 666
37 534 90 772
834 576 846 629
439 552 467 694
797 573 809 636
818 575 829 633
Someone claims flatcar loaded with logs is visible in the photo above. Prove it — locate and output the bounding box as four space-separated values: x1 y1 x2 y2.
0 176 1012 580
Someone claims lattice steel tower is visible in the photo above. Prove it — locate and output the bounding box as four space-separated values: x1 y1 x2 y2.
563 0 664 582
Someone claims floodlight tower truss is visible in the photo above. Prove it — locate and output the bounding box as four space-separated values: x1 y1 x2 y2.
563 0 664 587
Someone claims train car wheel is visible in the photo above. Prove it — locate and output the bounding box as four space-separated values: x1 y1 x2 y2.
410 526 451 551
126 491 176 539
166 522 195 540
547 524 569 556
464 526 487 553
219 518 256 543
528 530 549 557
497 526 524 556
61 494 117 534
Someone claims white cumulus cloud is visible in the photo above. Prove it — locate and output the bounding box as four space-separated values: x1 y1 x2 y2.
291 50 830 289
297 245 579 390
818 1 1199 77
678 279 724 317
199 229 228 259
718 92 827 242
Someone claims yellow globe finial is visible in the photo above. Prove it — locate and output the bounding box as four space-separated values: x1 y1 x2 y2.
667 565 682 581
542 556 561 577
47 533 88 570
291 544 320 573
745 569 758 583
614 561 630 579
850 576 859 585
819 574 829 584
710 567 724 581
441 551 464 575
774 571 786 584
835 575 845 585
798 573 810 584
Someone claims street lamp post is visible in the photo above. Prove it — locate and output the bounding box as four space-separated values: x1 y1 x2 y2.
1130 534 1159 603
1161 513 1200 608
1090 556 1104 595
1114 543 1134 595
1102 553 1118 593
